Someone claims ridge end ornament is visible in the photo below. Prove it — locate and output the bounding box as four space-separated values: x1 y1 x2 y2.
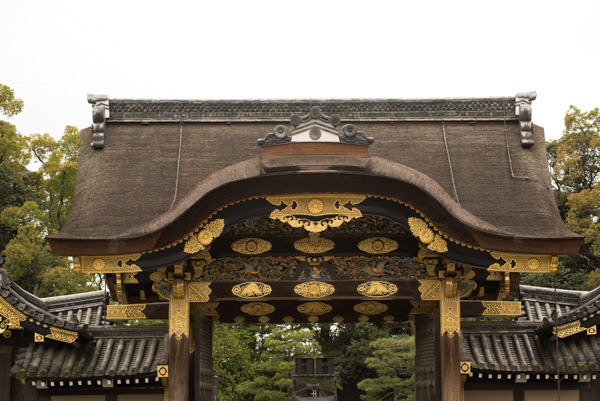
184 219 225 254
267 194 365 233
357 281 398 298
358 237 399 254
232 282 272 299
231 238 272 255
294 281 335 298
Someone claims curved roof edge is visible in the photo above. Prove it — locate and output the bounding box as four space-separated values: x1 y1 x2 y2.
49 155 582 256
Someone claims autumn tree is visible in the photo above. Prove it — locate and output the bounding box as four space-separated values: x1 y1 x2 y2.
522 106 600 290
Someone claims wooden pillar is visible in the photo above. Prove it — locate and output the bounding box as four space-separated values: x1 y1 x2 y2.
169 279 190 401
194 310 214 401
0 346 12 401
440 277 461 401
414 313 440 401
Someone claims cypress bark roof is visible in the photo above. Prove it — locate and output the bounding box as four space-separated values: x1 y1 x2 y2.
49 96 582 256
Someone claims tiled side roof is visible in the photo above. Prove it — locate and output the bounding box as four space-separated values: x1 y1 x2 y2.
518 284 600 332
462 322 600 374
518 285 585 323
0 268 91 333
10 326 168 380
108 98 518 122
42 291 110 326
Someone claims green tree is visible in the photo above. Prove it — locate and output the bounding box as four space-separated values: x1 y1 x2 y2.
314 322 410 401
213 324 258 401
237 326 321 401
357 336 415 401
0 84 97 296
522 106 600 290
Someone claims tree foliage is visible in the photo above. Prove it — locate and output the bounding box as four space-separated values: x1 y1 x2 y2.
213 324 258 401
0 84 97 296
522 106 600 290
236 326 321 401
357 336 415 401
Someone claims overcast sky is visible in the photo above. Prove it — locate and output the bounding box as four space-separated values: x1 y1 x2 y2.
1 0 599 141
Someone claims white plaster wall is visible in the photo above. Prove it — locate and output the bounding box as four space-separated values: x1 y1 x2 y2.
465 390 513 401
118 394 164 401
525 390 578 401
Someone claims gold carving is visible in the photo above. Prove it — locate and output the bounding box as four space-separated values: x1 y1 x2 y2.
353 301 388 315
428 235 448 253
193 302 219 316
489 252 557 273
297 302 332 315
307 316 319 323
259 316 270 323
358 315 369 322
418 279 442 300
192 249 215 279
34 333 44 342
294 281 335 298
232 282 272 299
410 300 438 315
481 301 522 317
107 305 147 320
460 362 471 375
283 316 295 323
241 302 275 316
157 365 169 378
333 316 344 323
357 281 398 298
231 238 272 255
47 327 78 343
441 277 460 338
588 326 597 335
184 219 225 254
188 282 212 302
553 320 586 338
358 237 399 254
122 272 139 284
267 194 365 232
0 296 26 328
80 253 142 273
408 218 448 253
294 232 334 254
383 315 395 322
234 316 245 323
150 268 168 283
486 271 504 281
169 280 189 341
73 257 82 274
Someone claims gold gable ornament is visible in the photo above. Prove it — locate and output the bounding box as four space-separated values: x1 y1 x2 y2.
267 194 365 233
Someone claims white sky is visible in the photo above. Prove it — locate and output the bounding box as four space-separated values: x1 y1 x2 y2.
1 0 599 141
